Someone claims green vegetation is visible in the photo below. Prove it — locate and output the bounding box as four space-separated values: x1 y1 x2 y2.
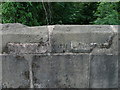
93 2 119 24
1 2 120 26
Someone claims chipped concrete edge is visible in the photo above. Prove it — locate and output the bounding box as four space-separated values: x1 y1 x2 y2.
0 24 119 55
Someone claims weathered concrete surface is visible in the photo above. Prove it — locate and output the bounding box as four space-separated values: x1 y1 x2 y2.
1 23 50 54
0 24 2 89
1 55 30 88
7 43 49 54
118 25 120 88
0 24 2 55
51 25 118 54
1 24 118 55
0 24 119 88
32 54 89 88
118 54 120 88
0 54 2 89
90 55 118 88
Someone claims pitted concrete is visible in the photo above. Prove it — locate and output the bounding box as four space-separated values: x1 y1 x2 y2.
90 55 118 88
51 25 118 54
1 23 49 54
1 24 118 55
0 24 119 88
32 54 89 88
1 55 30 88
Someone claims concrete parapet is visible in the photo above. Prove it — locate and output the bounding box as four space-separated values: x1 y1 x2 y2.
0 23 119 88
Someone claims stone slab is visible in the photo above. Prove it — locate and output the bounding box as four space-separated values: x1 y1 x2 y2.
1 24 118 55
0 24 2 55
51 25 118 54
118 25 120 55
7 42 49 54
1 23 50 54
32 54 89 88
118 54 120 88
1 55 30 88
0 55 2 89
90 55 118 88
117 25 119 88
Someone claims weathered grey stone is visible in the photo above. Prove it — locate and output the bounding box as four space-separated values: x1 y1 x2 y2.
118 54 120 88
0 24 2 55
1 55 30 88
32 54 89 88
0 24 2 89
7 42 49 54
90 55 118 88
91 33 118 55
1 23 27 29
1 24 118 54
0 24 119 88
51 25 117 54
1 23 50 54
118 26 120 88
0 55 2 89
118 26 120 55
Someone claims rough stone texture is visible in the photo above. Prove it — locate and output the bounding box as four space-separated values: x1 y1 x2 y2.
118 25 120 53
0 24 119 88
0 24 2 89
90 55 118 88
32 54 89 88
7 43 49 54
1 55 30 88
1 24 118 55
51 25 118 54
118 25 120 88
0 24 2 55
0 55 2 89
1 23 27 29
1 23 50 54
118 54 120 88
118 30 120 88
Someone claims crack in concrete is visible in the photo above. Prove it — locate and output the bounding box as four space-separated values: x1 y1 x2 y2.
88 53 92 88
24 55 34 88
47 25 55 53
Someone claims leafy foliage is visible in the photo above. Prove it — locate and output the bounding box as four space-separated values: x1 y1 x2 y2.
2 2 46 26
93 2 119 25
1 2 119 26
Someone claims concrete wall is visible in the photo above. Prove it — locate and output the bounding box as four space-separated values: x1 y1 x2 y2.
0 23 119 88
